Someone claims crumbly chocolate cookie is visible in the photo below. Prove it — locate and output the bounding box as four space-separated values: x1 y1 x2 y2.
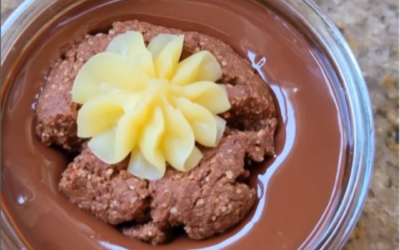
51 20 277 245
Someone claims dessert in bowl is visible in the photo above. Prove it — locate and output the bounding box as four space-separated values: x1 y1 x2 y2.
1 0 374 250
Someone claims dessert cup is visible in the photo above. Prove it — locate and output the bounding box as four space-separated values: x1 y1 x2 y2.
1 0 375 249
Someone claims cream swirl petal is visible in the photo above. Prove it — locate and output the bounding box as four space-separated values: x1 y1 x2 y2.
148 34 184 79
72 53 149 104
106 32 155 78
180 81 230 114
171 51 222 86
72 31 231 180
172 97 218 147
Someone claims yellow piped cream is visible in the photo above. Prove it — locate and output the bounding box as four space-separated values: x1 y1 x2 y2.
72 31 230 180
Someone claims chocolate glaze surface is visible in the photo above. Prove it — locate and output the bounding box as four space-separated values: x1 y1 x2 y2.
1 0 348 250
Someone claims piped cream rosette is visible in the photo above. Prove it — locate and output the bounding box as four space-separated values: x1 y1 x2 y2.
71 31 231 180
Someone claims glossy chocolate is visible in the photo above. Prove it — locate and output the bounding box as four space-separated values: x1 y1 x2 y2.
1 0 348 249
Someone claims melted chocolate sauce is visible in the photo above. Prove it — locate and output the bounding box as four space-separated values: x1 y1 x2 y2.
1 0 349 249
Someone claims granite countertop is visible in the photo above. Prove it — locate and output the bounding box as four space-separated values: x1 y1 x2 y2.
1 0 399 249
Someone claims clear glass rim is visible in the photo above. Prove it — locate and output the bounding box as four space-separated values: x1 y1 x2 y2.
1 0 375 249
281 1 375 249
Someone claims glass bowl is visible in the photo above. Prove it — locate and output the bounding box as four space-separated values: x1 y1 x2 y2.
1 0 375 249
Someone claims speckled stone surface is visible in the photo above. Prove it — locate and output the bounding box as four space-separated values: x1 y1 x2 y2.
316 0 399 250
1 0 399 249
313 1 399 250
